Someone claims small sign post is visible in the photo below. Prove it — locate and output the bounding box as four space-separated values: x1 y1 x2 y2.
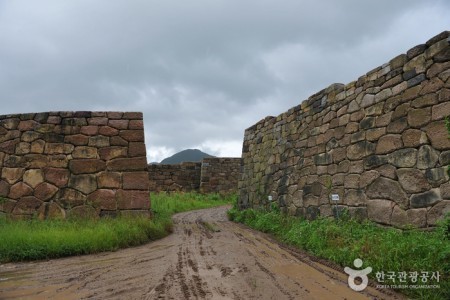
331 194 340 219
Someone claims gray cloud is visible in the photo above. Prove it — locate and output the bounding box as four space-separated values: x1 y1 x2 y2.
1 0 449 162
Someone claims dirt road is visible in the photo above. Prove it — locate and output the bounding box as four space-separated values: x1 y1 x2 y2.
0 206 402 299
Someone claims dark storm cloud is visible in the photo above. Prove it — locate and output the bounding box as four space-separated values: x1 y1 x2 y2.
0 0 449 161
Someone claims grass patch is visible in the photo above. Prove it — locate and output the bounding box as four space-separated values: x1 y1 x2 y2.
0 192 234 263
228 207 450 300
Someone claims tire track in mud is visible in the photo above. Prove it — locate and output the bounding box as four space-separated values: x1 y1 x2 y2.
0 205 404 299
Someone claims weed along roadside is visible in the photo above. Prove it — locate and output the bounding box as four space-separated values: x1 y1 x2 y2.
228 204 450 300
0 192 234 263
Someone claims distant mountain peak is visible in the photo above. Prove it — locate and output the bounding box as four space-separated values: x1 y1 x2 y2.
160 149 214 164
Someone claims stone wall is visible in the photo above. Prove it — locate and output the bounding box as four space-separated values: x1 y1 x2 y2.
0 111 150 219
200 158 241 194
238 31 450 228
148 158 241 194
148 162 201 192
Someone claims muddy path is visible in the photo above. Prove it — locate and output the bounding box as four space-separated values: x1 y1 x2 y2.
0 206 403 299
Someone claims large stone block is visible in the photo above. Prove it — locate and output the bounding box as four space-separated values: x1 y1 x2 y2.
97 172 121 188
37 202 65 220
410 189 441 208
397 168 430 193
12 196 42 215
1 167 25 184
401 129 428 147
68 174 97 194
123 172 149 190
388 148 417 168
22 169 44 188
86 189 117 210
417 145 439 169
107 157 148 171
425 121 450 150
98 146 127 160
34 182 58 201
367 199 394 225
44 167 69 187
72 146 99 159
69 159 106 174
366 177 408 208
427 200 450 226
55 188 86 208
8 182 33 199
375 135 403 154
347 141 375 160
116 190 150 210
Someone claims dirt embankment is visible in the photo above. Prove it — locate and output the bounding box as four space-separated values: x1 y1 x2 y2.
0 206 402 299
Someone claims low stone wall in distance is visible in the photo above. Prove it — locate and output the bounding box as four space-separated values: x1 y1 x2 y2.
0 111 150 219
200 158 241 194
148 157 241 194
148 162 201 192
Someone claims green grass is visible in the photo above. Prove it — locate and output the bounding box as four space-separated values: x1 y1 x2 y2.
228 207 450 300
0 192 234 263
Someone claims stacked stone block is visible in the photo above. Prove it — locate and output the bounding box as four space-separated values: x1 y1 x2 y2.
148 162 201 192
0 111 150 219
200 158 241 194
239 31 450 228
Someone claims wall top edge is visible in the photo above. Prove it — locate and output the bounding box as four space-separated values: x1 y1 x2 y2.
0 111 144 120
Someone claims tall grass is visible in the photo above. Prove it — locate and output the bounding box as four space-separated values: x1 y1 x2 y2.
0 192 233 263
228 207 450 300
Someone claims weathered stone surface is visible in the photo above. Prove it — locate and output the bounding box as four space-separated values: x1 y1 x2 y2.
440 181 450 199
386 117 408 133
72 146 98 159
424 121 450 150
359 170 380 188
0 198 16 213
107 157 148 171
128 142 146 157
1 167 24 184
98 126 119 136
367 199 393 225
427 200 450 226
64 134 89 146
417 145 439 169
8 182 33 199
108 119 128 130
406 208 427 228
86 189 117 210
37 202 65 220
376 135 403 155
88 136 110 148
56 188 86 208
397 168 430 193
69 159 106 174
0 180 10 197
366 128 385 141
388 148 417 168
407 108 431 128
363 155 388 169
425 168 448 186
30 140 45 153
98 147 127 160
401 129 428 147
366 177 408 208
123 172 149 190
431 101 450 121
97 172 121 189
68 174 97 194
345 189 366 206
116 190 150 210
44 167 69 187
344 174 360 189
13 197 42 215
68 205 98 220
410 189 441 208
390 205 407 228
347 141 375 160
22 169 44 188
34 182 58 201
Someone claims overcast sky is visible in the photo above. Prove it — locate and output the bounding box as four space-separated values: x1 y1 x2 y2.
1 1 449 162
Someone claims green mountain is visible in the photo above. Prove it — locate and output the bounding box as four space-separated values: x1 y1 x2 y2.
160 149 214 164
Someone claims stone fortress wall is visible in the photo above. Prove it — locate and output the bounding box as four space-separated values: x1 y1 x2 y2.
149 157 241 194
238 31 450 228
200 157 241 194
148 162 202 192
0 111 150 219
